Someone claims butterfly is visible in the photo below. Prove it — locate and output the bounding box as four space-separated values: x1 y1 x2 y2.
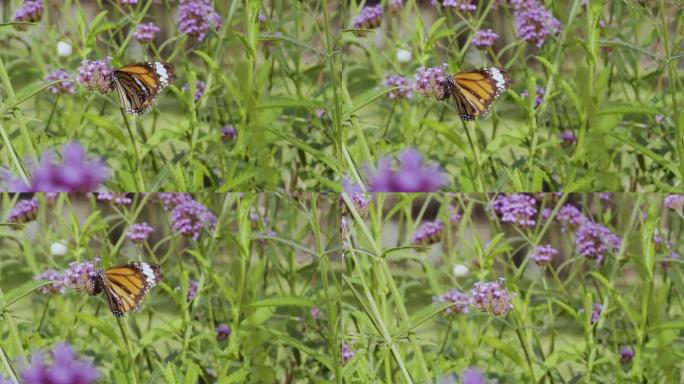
93 262 162 317
113 62 176 115
446 67 512 121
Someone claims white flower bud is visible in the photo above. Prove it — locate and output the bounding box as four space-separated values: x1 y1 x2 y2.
57 41 72 57
452 264 469 277
396 49 412 63
50 241 68 256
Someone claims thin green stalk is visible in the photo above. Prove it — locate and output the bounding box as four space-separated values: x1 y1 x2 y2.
0 55 38 162
321 0 343 167
119 110 147 191
116 318 140 384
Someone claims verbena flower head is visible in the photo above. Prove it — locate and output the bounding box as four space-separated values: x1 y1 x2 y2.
413 220 444 246
216 323 230 341
531 244 557 267
655 114 665 125
575 221 621 264
183 80 206 102
368 148 446 192
341 343 355 366
352 5 383 30
77 57 115 94
13 0 43 23
620 346 634 364
8 199 39 225
560 130 576 146
21 343 100 384
555 204 586 230
414 64 450 100
65 258 101 295
177 0 222 42
310 306 321 319
471 278 513 316
664 195 684 211
389 0 403 11
158 193 192 210
461 368 485 384
171 199 217 240
512 0 562 48
135 22 160 43
120 0 137 4
472 29 499 49
432 0 476 12
340 192 369 218
591 303 602 324
127 223 154 244
383 75 412 100
45 70 75 94
96 192 131 205
521 86 545 107
34 269 66 295
435 289 470 315
187 280 199 301
221 125 237 141
491 194 537 227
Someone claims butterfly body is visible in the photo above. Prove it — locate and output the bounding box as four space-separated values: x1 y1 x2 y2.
447 67 512 121
94 262 162 317
113 62 176 115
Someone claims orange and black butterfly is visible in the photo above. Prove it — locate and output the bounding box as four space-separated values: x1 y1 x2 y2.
93 262 162 317
113 62 176 115
446 67 512 121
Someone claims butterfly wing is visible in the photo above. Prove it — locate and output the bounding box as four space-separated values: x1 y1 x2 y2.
113 62 176 115
449 67 511 120
100 262 162 317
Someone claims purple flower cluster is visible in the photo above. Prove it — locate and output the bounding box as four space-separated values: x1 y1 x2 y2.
120 0 137 4
383 75 412 100
352 5 383 30
127 222 155 243
177 0 222 42
620 346 634 364
35 269 66 295
491 194 537 227
216 323 230 341
472 29 499 49
97 192 132 205
414 64 450 100
13 0 43 23
591 303 602 324
521 86 545 107
471 278 514 316
435 289 470 315
187 280 199 301
511 0 562 48
8 199 39 225
135 22 160 43
183 80 206 102
368 148 446 192
310 306 321 319
158 193 192 210
221 125 237 141
531 244 557 266
77 57 115 94
65 258 101 295
21 343 100 384
555 204 586 230
45 70 75 94
341 343 355 366
413 220 444 246
341 192 369 218
575 221 621 264
389 0 403 11
560 130 576 146
664 195 684 211
171 198 217 240
461 368 485 384
432 0 476 12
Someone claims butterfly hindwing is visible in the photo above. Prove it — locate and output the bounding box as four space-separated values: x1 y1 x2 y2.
99 262 162 317
449 67 511 120
113 62 176 115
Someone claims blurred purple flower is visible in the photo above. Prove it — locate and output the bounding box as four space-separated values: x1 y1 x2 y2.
575 221 621 264
531 244 557 267
310 306 321 319
383 75 412 100
414 64 450 100
461 368 485 384
177 0 222 42
413 220 444 246
491 194 537 227
471 278 513 316
216 323 230 341
187 280 199 301
521 86 545 107
171 198 217 240
664 195 684 211
221 125 237 141
591 303 602 324
389 0 403 11
13 0 43 23
435 289 470 315
352 5 383 30
432 0 476 12
555 204 586 230
315 108 326 119
472 29 499 49
511 0 561 48
8 199 39 225
77 57 115 94
620 346 634 364
135 22 160 43
45 70 75 94
158 193 192 210
368 148 446 192
341 343 355 366
183 80 206 102
340 192 369 218
560 130 576 146
22 343 100 384
127 223 154 244
449 206 462 225
97 192 131 205
655 114 665 124
65 258 100 295
35 269 66 295
120 0 137 4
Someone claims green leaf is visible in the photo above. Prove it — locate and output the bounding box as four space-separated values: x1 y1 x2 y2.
76 314 125 350
257 97 322 110
218 368 250 384
480 335 524 366
392 302 451 339
608 132 680 177
247 296 315 308
217 170 259 192
260 326 334 370
84 113 128 146
0 280 47 311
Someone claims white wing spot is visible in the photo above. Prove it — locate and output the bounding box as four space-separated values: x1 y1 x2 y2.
140 263 157 288
154 62 169 87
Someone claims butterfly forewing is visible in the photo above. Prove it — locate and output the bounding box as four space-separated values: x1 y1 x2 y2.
113 62 176 115
449 67 511 120
98 262 162 317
